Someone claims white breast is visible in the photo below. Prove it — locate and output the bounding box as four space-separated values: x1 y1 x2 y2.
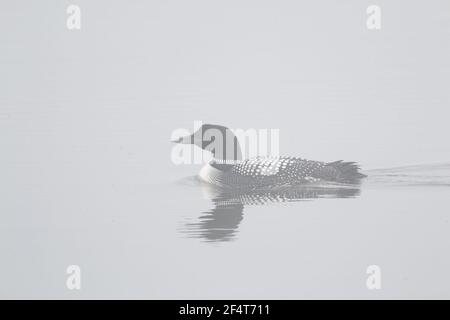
198 163 227 187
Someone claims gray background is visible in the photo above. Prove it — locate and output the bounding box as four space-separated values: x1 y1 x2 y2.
1 0 450 298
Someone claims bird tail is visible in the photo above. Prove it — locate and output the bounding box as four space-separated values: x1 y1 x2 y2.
321 160 367 183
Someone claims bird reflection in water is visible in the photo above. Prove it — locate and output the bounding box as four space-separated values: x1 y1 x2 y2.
179 178 361 243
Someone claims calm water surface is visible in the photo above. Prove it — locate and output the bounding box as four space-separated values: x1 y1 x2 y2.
1 163 449 299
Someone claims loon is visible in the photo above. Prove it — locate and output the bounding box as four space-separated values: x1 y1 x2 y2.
173 124 366 189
